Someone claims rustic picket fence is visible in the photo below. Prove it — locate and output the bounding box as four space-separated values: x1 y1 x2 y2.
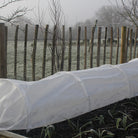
0 23 138 81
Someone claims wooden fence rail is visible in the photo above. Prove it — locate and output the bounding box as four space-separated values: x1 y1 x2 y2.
0 24 138 81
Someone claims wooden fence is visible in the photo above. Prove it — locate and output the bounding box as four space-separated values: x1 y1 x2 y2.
0 23 138 81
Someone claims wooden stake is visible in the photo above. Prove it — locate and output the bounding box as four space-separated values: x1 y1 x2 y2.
120 26 127 63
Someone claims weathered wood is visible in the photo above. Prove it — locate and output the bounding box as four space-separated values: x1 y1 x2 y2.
97 27 101 67
103 27 107 64
23 24 28 81
51 25 56 75
126 28 130 62
76 26 81 70
90 27 95 68
32 25 39 81
2 25 136 80
116 28 120 64
133 27 138 58
68 27 72 71
4 26 7 78
60 25 65 71
14 25 19 79
42 25 49 78
129 29 133 60
110 27 113 64
84 26 87 69
120 26 127 63
0 23 7 78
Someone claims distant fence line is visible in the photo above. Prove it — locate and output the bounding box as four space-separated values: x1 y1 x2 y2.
0 23 138 81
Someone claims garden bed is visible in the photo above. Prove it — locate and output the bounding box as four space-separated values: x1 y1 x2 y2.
12 96 138 138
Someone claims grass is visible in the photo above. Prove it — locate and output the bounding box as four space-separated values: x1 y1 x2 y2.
7 40 137 81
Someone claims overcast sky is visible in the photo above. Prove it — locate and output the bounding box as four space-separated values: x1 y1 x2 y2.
1 0 115 26
25 0 111 25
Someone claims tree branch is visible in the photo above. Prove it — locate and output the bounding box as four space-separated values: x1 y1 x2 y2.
114 0 138 27
0 0 23 8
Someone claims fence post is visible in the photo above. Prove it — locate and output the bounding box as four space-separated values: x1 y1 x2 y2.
110 27 113 64
42 25 49 78
129 29 133 60
133 27 138 58
84 26 87 69
97 27 101 67
0 23 7 78
103 27 107 64
60 25 65 71
68 27 72 71
14 25 19 79
125 28 130 62
51 25 56 75
116 28 120 64
32 25 39 81
120 26 127 64
23 24 28 81
76 26 81 70
90 27 95 68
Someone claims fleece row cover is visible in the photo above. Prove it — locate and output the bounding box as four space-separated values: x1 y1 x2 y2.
0 58 138 130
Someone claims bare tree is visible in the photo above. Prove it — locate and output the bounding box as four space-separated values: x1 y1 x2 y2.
96 6 126 27
32 0 47 29
96 6 126 38
112 0 138 27
0 0 28 24
48 0 65 71
49 0 64 30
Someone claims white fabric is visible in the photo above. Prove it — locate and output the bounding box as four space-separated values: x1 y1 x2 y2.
0 58 138 130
